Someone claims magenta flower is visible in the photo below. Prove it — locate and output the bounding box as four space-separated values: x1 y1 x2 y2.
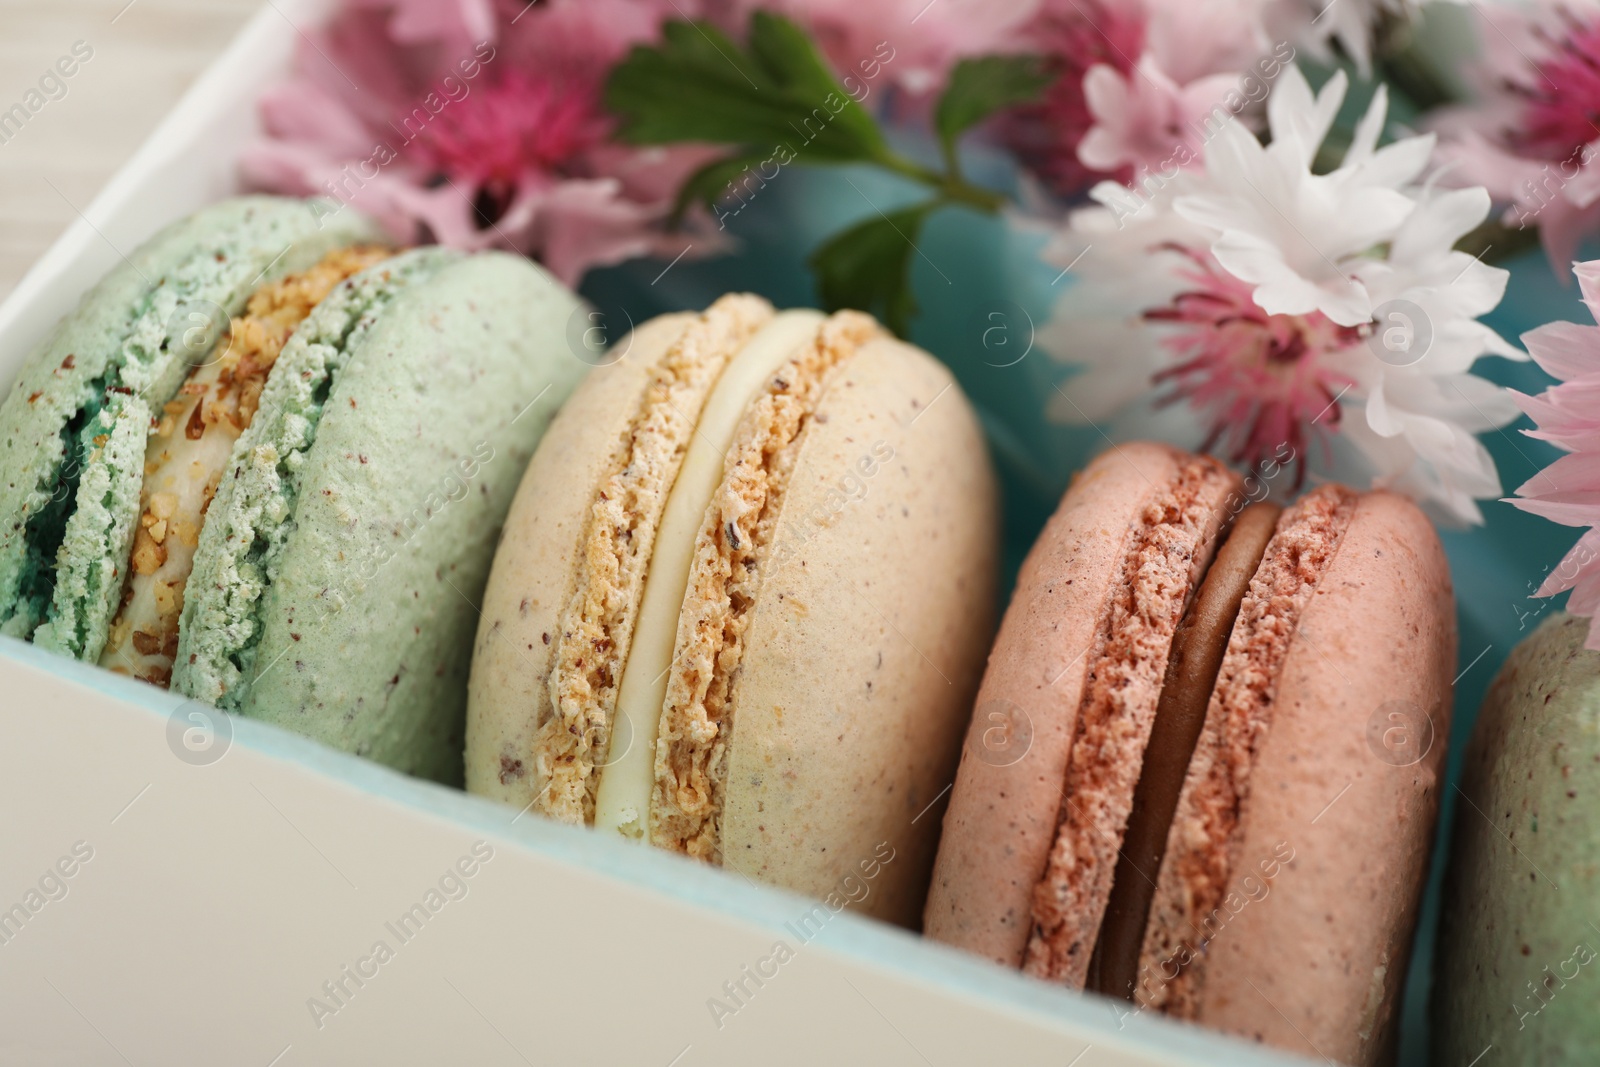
1433 2 1600 271
1509 260 1600 648
407 68 610 218
1515 22 1600 161
240 1 721 285
1000 0 1277 201
1000 0 1146 197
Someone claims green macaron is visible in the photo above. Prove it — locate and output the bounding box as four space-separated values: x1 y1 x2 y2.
0 197 587 782
1433 612 1600 1063
1 197 377 656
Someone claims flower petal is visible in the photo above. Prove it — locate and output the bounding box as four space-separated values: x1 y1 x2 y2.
1267 66 1343 171
1391 187 1492 267
1579 259 1600 321
1523 320 1600 382
1344 83 1387 166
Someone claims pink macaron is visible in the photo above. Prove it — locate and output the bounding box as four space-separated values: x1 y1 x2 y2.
924 442 1456 1064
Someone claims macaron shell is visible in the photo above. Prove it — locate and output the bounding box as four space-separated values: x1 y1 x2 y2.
1433 612 1600 1065
1175 490 1453 1064
1022 450 1236 984
29 395 147 659
923 441 1195 964
0 213 172 641
230 252 585 783
464 312 696 803
534 295 776 825
0 196 377 650
720 336 998 927
173 249 462 707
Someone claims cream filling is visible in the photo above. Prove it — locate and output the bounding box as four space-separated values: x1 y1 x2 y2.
98 245 390 686
593 309 824 840
97 370 240 683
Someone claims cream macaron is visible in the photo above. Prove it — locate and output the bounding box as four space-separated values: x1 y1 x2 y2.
466 294 998 925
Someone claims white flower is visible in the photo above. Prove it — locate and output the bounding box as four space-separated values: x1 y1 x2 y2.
1173 71 1432 327
1043 64 1523 525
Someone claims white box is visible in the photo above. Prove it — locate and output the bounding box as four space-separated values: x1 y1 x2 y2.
0 4 1312 1064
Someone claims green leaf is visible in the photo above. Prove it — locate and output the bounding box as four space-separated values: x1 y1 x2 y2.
605 12 888 164
934 55 1052 162
807 202 939 338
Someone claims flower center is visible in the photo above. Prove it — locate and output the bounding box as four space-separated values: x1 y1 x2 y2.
406 70 609 226
1144 247 1360 478
1511 15 1600 161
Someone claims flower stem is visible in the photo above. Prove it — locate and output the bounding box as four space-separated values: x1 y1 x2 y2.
873 149 1006 212
939 136 965 186
1454 218 1544 264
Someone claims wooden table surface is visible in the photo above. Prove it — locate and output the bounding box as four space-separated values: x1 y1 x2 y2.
0 0 261 302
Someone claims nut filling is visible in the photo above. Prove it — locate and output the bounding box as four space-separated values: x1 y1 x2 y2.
99 245 391 686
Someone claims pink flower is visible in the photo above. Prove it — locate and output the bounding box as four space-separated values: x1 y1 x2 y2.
1145 244 1359 477
492 0 687 81
1509 259 1600 649
1076 59 1241 178
346 0 497 48
1432 2 1600 272
1000 0 1145 196
1139 0 1276 83
408 69 609 201
1001 0 1275 200
240 2 721 286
